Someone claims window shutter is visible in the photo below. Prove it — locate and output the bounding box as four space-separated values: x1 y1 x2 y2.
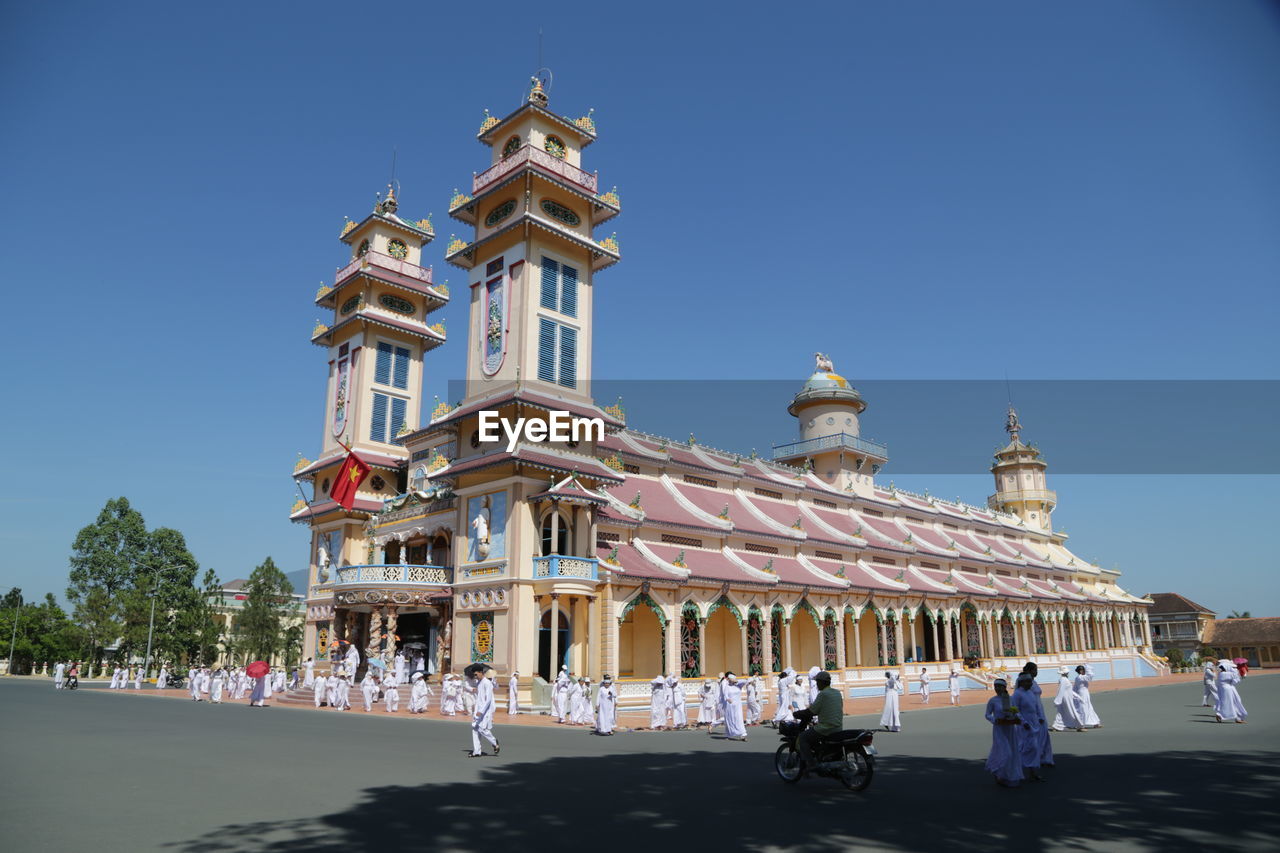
392 347 410 389
370 393 388 442
390 397 407 439
540 259 559 311
537 318 556 383
375 342 392 385
559 325 577 388
560 264 578 318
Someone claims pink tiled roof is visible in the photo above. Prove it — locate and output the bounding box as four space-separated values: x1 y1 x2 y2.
1022 577 1063 600
290 497 382 522
293 450 403 478
742 493 806 533
903 523 955 556
606 478 704 530
856 513 911 549
645 542 764 584
601 544 675 581
438 446 623 483
916 568 960 592
731 551 845 589
669 481 776 538
805 505 864 542
807 557 902 592
952 571 997 596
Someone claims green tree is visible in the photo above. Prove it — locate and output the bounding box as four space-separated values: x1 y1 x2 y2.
234 557 294 663
1227 610 1251 619
67 498 148 606
73 588 119 673
1 592 84 674
175 568 222 666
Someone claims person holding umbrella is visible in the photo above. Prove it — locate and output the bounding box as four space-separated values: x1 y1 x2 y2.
466 663 501 757
247 660 271 707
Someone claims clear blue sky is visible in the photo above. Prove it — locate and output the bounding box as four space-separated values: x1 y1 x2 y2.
2 1 1277 615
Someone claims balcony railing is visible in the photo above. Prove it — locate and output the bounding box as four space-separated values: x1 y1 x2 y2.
987 489 1057 510
334 251 436 289
333 564 453 586
473 144 598 196
533 555 599 581
772 432 888 462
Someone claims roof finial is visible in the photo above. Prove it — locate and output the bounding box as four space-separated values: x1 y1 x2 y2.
1005 403 1021 444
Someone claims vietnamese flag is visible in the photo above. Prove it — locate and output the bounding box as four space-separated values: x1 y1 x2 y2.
330 450 371 509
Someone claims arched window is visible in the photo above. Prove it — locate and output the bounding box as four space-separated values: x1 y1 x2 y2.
540 511 570 556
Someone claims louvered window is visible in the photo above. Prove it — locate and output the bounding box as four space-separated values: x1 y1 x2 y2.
537 317 578 389
375 342 392 384
540 258 559 310
560 264 578 318
392 346 410 389
370 392 408 444
537 318 556 382
558 325 577 388
370 393 388 443
539 256 579 317
390 397 407 439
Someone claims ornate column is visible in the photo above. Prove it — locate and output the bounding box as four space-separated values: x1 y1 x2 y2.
697 617 707 677
586 595 598 679
907 613 919 663
943 614 954 661
930 615 940 663
894 615 906 669
878 617 888 666
548 594 561 676
386 606 398 651
783 618 794 670
835 615 847 670
762 613 774 675
852 613 863 667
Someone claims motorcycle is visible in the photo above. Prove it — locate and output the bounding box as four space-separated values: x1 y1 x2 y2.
774 717 876 791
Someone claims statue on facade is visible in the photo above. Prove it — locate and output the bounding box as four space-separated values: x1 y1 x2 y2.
472 495 492 560
436 619 452 673
316 532 332 583
1005 404 1022 440
815 352 834 373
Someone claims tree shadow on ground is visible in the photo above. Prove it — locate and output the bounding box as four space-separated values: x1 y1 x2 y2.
168 748 1279 853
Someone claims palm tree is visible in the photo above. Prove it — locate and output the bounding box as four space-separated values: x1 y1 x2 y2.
1227 610 1252 619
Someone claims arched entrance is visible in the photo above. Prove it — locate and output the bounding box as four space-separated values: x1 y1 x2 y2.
1033 611 1048 654
679 602 701 677
537 609 570 680
704 599 743 675
618 595 665 677
770 605 785 672
790 601 821 669
746 606 763 675
822 609 838 670
921 610 939 662
999 610 1016 657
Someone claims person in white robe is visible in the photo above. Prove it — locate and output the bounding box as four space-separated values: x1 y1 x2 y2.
468 668 500 757
552 667 571 723
790 676 808 715
576 678 595 727
667 674 688 728
595 675 618 735
649 676 667 729
335 671 352 710
881 671 902 732
54 661 65 689
412 652 425 675
720 673 747 741
984 679 1024 787
325 671 339 708
344 645 360 681
697 679 717 726
262 670 274 702
745 675 763 724
109 667 120 689
156 665 168 690
1214 660 1248 723
919 669 931 704
772 669 796 725
1012 675 1046 781
566 678 585 725
1202 660 1219 707
807 666 821 704
383 672 400 713
135 666 144 689
948 670 961 706
394 651 407 684
1051 666 1085 731
1072 665 1101 728
409 672 429 713
303 658 315 688
1020 663 1053 766
314 671 328 708
187 667 198 698
461 675 477 716
249 674 267 707
361 672 380 712
210 668 226 704
507 671 519 715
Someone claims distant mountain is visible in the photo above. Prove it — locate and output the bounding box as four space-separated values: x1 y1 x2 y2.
285 569 309 595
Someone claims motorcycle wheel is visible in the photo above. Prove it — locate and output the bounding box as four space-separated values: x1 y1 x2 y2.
774 743 803 783
839 746 875 792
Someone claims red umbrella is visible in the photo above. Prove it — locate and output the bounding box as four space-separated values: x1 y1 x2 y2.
246 661 270 679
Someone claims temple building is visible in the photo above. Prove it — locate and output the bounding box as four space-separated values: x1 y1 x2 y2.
291 79 1162 706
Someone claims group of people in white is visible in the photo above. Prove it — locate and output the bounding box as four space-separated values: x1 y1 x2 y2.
184 665 293 706
1201 658 1249 724
645 670 761 740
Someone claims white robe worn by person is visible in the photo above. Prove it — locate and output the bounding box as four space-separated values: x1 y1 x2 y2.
304 659 315 688
807 667 821 704
881 672 902 731
469 674 500 756
595 680 618 734
948 671 961 705
210 670 226 703
984 691 1024 786
325 673 339 707
1012 683 1046 772
1051 668 1086 731
566 681 584 725
54 662 65 689
409 673 429 713
383 674 400 713
133 667 143 689
697 680 716 725
507 673 519 715
649 676 667 729
335 674 352 710
576 681 595 727
919 672 932 704
551 667 570 722
157 667 168 690
361 674 380 712
394 652 407 684
250 675 267 706
772 669 796 723
314 673 327 708
720 677 747 740
745 676 763 724
1202 662 1220 707
1073 667 1101 727
667 675 688 728
1214 662 1248 723
790 677 808 713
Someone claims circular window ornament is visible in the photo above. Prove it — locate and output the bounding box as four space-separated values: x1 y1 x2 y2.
544 135 566 159
371 475 386 491
485 199 516 228
387 239 408 260
539 199 580 226
845 417 853 426
378 293 414 315
826 417 835 425
340 295 360 315
357 239 370 257
502 135 521 157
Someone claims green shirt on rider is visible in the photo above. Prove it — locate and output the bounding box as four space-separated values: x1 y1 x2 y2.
809 685 843 734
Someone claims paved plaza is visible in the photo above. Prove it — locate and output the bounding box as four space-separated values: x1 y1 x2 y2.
1 675 1275 852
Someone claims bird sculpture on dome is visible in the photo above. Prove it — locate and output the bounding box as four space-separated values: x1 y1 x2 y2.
814 352 835 373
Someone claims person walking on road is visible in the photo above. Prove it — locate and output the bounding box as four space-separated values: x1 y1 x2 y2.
467 664 500 757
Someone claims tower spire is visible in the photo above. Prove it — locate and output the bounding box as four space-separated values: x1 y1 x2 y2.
1005 403 1021 444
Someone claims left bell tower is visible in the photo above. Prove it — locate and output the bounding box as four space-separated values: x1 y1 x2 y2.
292 185 450 659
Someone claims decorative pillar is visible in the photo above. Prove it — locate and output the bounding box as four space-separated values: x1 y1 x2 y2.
835 615 847 670
739 613 750 675
943 614 954 661
697 618 707 677
549 594 561 677
908 614 919 663
586 596 598 679
783 619 794 670
894 615 906 669
762 613 774 675
878 617 888 666
386 606 398 650
930 615 940 663
852 613 863 667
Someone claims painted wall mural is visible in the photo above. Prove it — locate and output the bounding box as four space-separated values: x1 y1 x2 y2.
332 357 350 437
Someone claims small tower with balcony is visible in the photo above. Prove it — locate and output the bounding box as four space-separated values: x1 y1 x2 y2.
444 76 621 403
988 404 1056 531
773 354 887 496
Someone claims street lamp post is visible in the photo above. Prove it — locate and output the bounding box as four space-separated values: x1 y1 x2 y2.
6 593 21 676
141 565 190 680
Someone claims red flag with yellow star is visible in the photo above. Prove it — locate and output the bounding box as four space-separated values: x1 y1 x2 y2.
329 450 371 510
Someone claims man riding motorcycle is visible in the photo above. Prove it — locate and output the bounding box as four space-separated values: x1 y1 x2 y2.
795 670 842 774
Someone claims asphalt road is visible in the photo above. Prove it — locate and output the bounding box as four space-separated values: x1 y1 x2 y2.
1 675 1275 852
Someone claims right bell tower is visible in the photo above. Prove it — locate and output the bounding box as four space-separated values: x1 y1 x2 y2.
988 404 1057 531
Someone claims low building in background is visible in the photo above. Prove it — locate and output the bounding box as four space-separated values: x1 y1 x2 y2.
1146 592 1215 660
1203 617 1280 669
